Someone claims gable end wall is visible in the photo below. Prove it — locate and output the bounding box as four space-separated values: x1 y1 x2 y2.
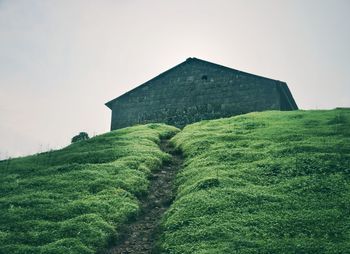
110 61 293 129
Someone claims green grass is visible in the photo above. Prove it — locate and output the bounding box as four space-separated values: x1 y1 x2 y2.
0 124 179 254
2 110 350 254
160 109 350 253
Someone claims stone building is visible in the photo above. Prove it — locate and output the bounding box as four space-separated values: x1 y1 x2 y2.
106 57 298 130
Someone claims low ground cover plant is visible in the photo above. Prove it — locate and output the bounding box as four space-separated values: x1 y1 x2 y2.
160 109 350 253
0 124 178 254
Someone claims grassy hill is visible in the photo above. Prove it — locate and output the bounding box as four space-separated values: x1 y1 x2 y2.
160 109 350 253
1 109 349 254
0 124 178 254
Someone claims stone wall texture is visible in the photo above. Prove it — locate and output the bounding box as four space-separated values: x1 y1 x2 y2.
106 58 298 130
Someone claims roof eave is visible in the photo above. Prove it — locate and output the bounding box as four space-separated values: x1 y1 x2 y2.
105 101 113 109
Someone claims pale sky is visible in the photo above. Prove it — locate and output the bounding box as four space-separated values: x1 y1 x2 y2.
0 0 349 159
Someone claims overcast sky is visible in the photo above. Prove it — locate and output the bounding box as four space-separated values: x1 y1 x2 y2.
0 0 349 159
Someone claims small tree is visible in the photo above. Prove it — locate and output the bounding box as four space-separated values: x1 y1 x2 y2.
71 132 89 143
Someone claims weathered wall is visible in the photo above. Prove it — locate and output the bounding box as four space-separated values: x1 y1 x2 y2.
108 58 296 130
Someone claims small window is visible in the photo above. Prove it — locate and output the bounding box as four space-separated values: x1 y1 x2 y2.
201 75 208 80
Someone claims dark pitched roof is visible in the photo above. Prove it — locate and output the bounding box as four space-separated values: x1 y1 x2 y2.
105 57 290 109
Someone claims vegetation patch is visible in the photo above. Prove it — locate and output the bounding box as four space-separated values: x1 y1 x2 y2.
160 109 350 253
0 124 179 254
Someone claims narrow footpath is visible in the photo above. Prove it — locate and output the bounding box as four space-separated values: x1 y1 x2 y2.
105 138 183 254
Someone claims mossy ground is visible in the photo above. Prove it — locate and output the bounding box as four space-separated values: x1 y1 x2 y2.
160 109 350 253
1 109 349 254
0 124 179 254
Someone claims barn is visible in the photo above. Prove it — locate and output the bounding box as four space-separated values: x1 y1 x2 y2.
105 57 298 130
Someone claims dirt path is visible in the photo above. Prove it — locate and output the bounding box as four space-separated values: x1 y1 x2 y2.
104 138 183 254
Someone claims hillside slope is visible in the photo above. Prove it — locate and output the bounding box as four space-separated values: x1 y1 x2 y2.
0 124 178 254
161 109 350 253
1 110 349 254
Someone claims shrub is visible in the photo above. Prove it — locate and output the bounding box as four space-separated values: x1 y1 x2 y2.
71 132 89 143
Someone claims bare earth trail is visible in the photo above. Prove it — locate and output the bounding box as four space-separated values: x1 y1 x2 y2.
104 138 183 254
